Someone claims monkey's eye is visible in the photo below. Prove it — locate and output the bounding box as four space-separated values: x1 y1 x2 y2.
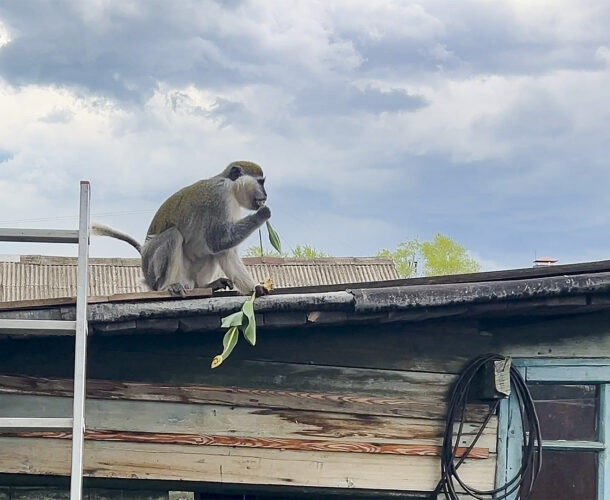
258 177 265 186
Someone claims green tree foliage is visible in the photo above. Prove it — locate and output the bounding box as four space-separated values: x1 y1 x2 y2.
291 244 329 259
379 233 480 277
377 240 420 278
243 245 285 258
243 244 328 259
421 233 481 276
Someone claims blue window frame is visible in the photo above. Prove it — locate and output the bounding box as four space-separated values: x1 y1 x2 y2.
497 359 610 500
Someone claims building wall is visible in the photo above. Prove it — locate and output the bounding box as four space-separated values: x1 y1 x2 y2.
1 310 608 496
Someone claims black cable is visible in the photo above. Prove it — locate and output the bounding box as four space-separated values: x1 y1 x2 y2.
433 354 542 500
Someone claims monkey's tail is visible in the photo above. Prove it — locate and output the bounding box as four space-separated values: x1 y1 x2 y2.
91 222 142 254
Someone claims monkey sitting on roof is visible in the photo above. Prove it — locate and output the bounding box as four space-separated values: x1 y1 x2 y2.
93 161 270 297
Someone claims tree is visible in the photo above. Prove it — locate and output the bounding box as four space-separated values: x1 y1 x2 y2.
243 244 329 259
379 233 480 277
291 245 329 259
377 240 420 278
243 245 285 258
421 233 480 276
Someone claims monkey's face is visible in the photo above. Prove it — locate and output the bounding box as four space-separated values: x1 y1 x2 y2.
233 174 267 211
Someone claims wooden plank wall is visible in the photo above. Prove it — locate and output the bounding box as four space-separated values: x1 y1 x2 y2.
0 487 170 499
5 309 603 495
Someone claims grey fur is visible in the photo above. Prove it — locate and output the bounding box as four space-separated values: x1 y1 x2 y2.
92 162 271 295
91 222 142 253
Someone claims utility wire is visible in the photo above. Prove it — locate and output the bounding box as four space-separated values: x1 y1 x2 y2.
434 354 542 500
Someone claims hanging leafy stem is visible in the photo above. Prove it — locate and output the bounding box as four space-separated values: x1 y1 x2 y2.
211 223 281 368
211 292 257 369
266 221 282 254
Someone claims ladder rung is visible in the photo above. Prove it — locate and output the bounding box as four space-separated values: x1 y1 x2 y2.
0 228 80 243
0 417 73 431
0 319 77 335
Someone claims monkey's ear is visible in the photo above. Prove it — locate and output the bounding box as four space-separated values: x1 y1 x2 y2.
228 165 243 181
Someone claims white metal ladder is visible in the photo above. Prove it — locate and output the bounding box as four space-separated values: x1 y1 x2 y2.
0 181 91 500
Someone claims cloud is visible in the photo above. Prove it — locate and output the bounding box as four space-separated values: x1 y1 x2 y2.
295 84 426 116
3 1 605 106
39 108 75 124
0 0 610 271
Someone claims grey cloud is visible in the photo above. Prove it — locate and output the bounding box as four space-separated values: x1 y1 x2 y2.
207 98 253 128
0 1 253 103
166 91 253 128
438 2 610 76
295 84 426 116
335 2 610 77
39 108 74 124
2 0 607 112
475 88 574 145
1 0 610 272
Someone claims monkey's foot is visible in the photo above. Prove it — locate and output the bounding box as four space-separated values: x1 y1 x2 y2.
207 277 234 292
167 282 193 298
254 284 270 297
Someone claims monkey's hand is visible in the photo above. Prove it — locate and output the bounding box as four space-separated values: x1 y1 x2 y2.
254 284 270 297
207 277 234 292
255 205 271 221
167 281 193 298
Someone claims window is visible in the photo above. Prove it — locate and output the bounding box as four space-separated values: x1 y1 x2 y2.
497 359 610 500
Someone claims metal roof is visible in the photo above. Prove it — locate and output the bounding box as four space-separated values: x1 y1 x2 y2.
0 255 399 302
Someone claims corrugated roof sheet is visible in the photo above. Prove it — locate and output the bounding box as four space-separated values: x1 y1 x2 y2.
0 255 399 301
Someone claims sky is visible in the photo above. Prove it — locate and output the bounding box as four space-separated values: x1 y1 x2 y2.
0 0 609 271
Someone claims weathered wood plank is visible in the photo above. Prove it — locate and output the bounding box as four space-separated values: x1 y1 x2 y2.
207 360 456 399
0 317 492 378
0 289 214 313
168 493 193 500
247 313 610 373
240 321 486 374
0 375 491 422
307 311 349 324
98 288 213 303
4 311 607 388
0 394 497 451
0 297 77 312
9 489 70 500
2 430 489 459
0 438 497 492
261 312 308 327
5 488 168 500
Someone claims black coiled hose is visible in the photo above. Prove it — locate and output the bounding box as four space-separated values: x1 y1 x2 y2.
434 354 542 499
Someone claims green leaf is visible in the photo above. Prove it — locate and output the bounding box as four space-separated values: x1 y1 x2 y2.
241 293 256 346
266 221 282 254
223 325 239 352
211 326 239 368
221 310 244 328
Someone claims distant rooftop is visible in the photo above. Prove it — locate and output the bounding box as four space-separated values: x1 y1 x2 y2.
533 256 558 267
0 255 399 302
